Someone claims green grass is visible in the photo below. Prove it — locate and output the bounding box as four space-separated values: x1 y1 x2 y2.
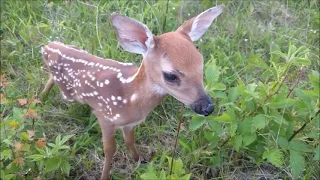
1 0 319 179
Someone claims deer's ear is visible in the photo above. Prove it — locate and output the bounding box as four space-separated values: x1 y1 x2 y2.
176 5 223 41
111 13 155 55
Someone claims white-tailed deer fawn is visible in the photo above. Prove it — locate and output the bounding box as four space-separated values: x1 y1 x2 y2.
41 5 223 180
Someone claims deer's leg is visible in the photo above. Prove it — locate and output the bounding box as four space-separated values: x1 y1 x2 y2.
41 74 54 95
122 126 146 163
122 127 139 161
99 120 116 180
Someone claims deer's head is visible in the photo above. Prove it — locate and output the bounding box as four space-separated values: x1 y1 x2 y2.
112 5 223 116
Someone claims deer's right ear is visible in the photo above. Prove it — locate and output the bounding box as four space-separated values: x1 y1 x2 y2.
176 5 223 41
111 13 155 55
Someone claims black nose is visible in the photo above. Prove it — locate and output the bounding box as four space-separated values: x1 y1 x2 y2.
190 95 214 116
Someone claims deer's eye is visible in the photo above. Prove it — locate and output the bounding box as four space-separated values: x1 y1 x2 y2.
163 72 178 82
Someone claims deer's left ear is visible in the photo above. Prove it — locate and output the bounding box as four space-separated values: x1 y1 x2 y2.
176 5 223 41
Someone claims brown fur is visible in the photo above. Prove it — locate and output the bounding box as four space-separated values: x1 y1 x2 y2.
41 5 223 179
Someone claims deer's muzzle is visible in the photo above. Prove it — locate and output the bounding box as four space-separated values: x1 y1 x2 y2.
190 95 214 116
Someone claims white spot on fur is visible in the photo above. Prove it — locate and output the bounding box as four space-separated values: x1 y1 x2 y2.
160 58 175 72
130 93 137 102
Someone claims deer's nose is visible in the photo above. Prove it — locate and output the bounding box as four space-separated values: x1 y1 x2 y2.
190 95 214 116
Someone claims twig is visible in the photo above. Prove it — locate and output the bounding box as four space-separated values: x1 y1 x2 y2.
170 104 184 175
144 0 161 33
286 67 304 98
246 74 288 117
288 109 320 142
77 0 97 8
95 4 103 50
162 0 170 32
220 136 231 148
176 0 184 29
76 1 102 50
266 74 288 102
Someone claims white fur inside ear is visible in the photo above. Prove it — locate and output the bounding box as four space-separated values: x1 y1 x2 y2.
112 14 155 55
189 5 223 41
145 29 155 50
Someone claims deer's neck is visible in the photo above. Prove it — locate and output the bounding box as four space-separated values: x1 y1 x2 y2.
128 61 167 116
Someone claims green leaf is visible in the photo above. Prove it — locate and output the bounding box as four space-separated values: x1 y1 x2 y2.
0 149 12 160
55 134 62 145
247 83 258 93
179 140 191 152
141 163 158 180
47 1 54 8
277 137 289 149
228 109 238 137
251 114 267 132
189 116 206 131
270 42 281 53
36 23 50 28
248 53 269 69
230 121 238 137
12 107 25 121
207 119 223 135
262 149 283 168
211 83 226 91
289 140 312 152
167 174 180 180
242 133 257 146
294 58 311 65
180 173 191 180
166 157 185 176
205 59 220 84
214 113 231 123
294 88 311 102
234 135 242 151
290 150 305 179
45 157 61 172
60 134 74 145
159 170 166 180
228 87 238 102
60 160 71 176
210 154 222 166
204 132 219 148
313 145 320 161
241 118 253 135
309 70 319 93
269 110 288 125
27 154 46 161
271 50 287 59
1 173 16 180
269 98 297 109
213 91 227 99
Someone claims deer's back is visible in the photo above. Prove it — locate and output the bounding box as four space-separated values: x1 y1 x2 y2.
42 41 138 111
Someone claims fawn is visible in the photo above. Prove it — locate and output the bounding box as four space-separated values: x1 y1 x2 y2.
41 5 223 180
